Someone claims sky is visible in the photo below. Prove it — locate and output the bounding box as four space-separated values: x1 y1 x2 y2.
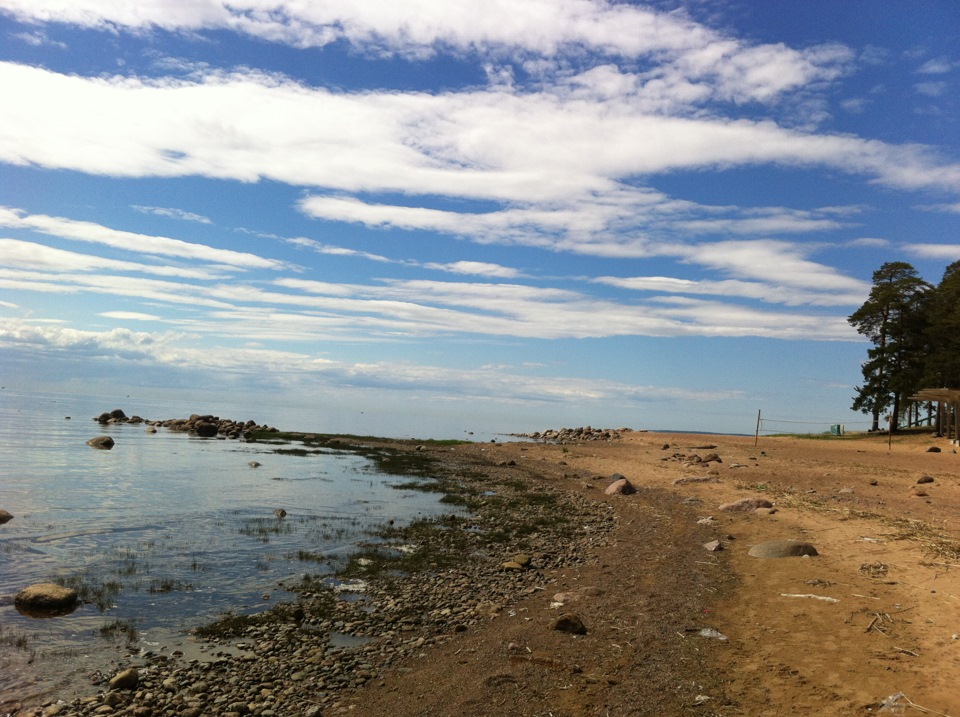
1 1 959 439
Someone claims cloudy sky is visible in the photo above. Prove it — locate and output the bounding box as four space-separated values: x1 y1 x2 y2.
1 1 958 437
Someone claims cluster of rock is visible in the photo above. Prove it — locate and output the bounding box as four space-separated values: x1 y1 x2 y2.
19 447 617 717
92 409 279 441
512 426 632 443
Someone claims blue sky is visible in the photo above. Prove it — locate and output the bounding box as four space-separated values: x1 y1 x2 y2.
1 1 958 438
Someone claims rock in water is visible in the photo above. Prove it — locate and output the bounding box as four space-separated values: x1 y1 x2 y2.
86 435 115 450
0 509 13 525
195 422 218 437
15 583 79 613
747 539 818 558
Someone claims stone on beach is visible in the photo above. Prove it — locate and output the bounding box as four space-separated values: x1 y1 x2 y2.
15 583 79 613
747 539 818 558
718 497 773 512
109 668 139 691
86 435 115 450
551 613 588 635
605 475 636 495
673 476 720 486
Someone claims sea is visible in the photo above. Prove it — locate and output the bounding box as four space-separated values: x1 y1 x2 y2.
0 389 479 709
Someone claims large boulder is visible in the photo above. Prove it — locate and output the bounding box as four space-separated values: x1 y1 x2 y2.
605 474 637 495
86 435 115 450
15 583 79 615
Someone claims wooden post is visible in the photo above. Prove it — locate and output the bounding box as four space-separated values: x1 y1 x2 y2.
888 414 893 450
754 409 761 446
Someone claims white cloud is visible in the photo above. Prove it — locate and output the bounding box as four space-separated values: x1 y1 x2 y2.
675 239 868 295
846 237 890 247
915 202 960 215
132 205 213 224
0 315 738 404
904 243 960 260
100 311 162 320
0 206 286 270
0 238 228 279
915 81 947 97
2 62 958 214
917 57 954 74
593 275 860 307
13 29 66 48
423 261 524 278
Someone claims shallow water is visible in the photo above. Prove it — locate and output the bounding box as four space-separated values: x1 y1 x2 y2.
0 390 457 707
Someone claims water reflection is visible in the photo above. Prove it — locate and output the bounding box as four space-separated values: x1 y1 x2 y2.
0 392 460 707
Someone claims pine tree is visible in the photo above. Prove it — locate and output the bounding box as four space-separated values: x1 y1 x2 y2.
923 260 960 388
849 262 930 431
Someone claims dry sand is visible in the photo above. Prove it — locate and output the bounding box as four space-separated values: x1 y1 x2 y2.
331 430 960 717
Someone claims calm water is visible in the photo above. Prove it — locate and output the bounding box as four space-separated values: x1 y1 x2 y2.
0 390 460 707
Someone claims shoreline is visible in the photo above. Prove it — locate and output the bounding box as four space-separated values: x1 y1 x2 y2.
10 427 960 717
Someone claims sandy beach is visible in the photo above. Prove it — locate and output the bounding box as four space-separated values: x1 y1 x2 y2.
337 429 960 716
14 428 960 717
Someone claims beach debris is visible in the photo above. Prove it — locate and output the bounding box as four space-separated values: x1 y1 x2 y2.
605 475 637 495
703 540 723 552
0 509 13 524
860 562 889 577
748 539 818 558
691 695 711 707
700 453 722 464
248 460 262 467
274 508 287 519
718 497 773 512
697 627 728 640
86 435 115 450
838 487 855 494
780 593 839 603
926 446 941 453
551 613 587 635
673 476 720 486
697 516 717 525
14 583 78 614
910 486 930 497
552 586 603 607
109 668 139 691
916 475 935 484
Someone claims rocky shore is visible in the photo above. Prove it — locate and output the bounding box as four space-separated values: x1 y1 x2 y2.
92 409 280 440
16 434 618 717
18 425 960 716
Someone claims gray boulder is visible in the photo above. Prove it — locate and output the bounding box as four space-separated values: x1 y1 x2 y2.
86 435 115 450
